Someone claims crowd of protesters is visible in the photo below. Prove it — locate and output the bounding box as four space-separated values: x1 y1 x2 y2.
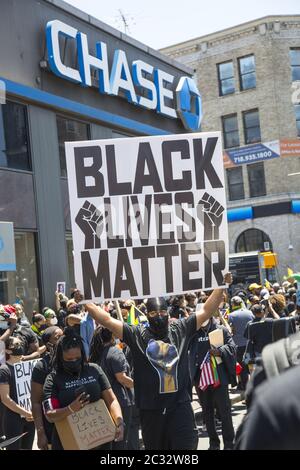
0 275 299 450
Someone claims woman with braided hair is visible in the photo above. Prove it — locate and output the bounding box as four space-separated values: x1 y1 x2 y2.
89 326 134 450
42 328 124 449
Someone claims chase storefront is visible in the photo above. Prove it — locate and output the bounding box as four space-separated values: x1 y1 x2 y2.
0 0 201 311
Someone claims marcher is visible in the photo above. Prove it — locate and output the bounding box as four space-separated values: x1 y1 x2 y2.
185 293 198 312
89 326 135 450
43 308 58 327
55 292 69 329
43 328 124 450
228 296 254 391
189 317 237 450
85 272 233 450
0 336 35 450
31 326 63 450
31 313 47 343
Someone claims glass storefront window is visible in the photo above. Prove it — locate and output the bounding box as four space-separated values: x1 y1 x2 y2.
57 116 90 178
0 101 31 171
0 232 39 318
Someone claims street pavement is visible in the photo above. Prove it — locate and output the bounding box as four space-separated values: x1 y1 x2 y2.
33 388 246 451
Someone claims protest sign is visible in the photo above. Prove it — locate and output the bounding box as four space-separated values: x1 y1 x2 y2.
55 399 116 450
14 359 40 411
56 281 66 295
65 132 228 302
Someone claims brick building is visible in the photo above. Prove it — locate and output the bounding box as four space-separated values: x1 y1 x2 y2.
161 16 300 281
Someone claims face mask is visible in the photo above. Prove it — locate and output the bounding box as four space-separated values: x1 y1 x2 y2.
0 321 9 330
148 315 169 338
63 358 82 374
10 346 25 356
38 324 47 332
49 317 58 326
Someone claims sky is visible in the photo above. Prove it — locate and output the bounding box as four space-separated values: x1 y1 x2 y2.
64 0 299 49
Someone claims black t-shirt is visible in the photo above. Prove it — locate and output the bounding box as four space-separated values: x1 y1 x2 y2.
0 363 18 403
43 363 111 450
240 365 300 449
244 318 274 355
43 363 111 408
122 314 197 410
32 354 51 384
99 345 134 409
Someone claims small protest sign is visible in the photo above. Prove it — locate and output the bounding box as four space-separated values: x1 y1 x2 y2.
14 359 40 411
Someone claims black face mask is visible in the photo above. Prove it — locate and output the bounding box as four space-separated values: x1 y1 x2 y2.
148 315 169 338
63 359 82 374
10 346 25 356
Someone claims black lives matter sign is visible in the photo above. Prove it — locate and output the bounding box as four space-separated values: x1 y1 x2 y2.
65 133 228 302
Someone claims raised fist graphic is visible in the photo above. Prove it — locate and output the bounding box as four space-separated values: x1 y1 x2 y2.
197 192 225 241
75 201 104 249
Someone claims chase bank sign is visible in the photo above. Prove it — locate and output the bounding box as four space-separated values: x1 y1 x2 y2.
46 20 202 131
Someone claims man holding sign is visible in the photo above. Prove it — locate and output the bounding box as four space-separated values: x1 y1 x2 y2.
66 131 231 449
86 273 232 450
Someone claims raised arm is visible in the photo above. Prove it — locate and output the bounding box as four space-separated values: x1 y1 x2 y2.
85 303 124 339
196 273 233 330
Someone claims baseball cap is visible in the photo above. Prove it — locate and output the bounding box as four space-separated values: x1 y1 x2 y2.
231 296 243 306
249 283 262 291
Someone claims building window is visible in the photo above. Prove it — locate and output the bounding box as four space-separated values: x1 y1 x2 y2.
295 104 300 137
226 167 245 201
243 109 261 144
0 232 39 316
217 61 235 96
57 116 90 177
222 114 240 149
235 228 272 253
66 236 75 290
238 55 256 91
0 101 31 171
247 162 266 198
290 48 300 82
